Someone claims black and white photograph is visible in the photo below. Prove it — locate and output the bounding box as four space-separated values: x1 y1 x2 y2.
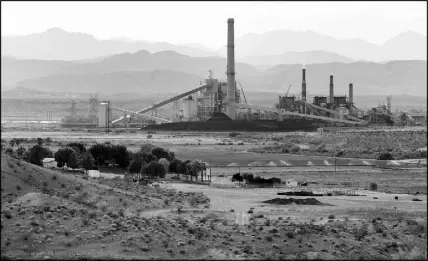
1 1 427 260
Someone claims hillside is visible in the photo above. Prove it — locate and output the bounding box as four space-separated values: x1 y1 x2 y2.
218 30 427 62
1 28 220 61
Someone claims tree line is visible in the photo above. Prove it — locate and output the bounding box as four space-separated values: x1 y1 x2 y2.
2 138 207 181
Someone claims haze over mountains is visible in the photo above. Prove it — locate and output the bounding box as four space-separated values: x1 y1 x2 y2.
1 27 426 98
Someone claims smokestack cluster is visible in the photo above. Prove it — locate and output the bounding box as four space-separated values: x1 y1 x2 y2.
226 18 236 120
329 75 334 104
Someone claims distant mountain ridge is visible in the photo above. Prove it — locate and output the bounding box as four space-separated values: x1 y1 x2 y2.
1 28 220 61
0 50 261 88
1 27 426 63
218 29 427 62
237 50 355 66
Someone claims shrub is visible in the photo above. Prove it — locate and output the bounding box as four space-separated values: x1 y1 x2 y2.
369 182 378 191
328 214 335 219
378 151 394 160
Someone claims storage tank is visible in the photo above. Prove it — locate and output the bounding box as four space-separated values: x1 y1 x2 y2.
183 96 197 120
98 103 112 128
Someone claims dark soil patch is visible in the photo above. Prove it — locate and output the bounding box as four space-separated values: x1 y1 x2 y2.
277 191 323 196
262 197 333 206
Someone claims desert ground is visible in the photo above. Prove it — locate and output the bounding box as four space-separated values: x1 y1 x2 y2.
1 129 427 260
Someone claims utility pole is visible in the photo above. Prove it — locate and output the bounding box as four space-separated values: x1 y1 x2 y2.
334 143 337 175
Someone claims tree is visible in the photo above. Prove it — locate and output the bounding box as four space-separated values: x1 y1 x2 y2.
54 146 77 169
144 153 158 164
185 160 207 182
151 147 171 161
158 158 169 175
66 142 87 155
140 143 155 154
146 161 165 181
82 151 95 173
177 161 187 176
67 150 78 169
16 146 27 159
28 144 50 166
129 151 145 174
168 159 182 174
111 145 130 168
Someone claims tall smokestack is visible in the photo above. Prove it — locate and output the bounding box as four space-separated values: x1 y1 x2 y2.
302 66 307 114
329 75 334 104
226 18 236 120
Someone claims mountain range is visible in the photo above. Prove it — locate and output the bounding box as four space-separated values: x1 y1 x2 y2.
218 30 427 62
1 28 426 63
1 51 426 96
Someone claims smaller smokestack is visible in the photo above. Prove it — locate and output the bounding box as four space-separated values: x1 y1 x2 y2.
387 96 392 112
329 75 334 104
349 83 353 104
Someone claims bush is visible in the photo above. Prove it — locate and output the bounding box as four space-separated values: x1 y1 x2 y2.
229 132 240 137
378 151 394 160
369 182 378 191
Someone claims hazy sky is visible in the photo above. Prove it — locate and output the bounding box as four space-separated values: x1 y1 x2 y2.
2 1 426 49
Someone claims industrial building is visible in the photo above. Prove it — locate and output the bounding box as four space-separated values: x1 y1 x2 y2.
91 18 415 131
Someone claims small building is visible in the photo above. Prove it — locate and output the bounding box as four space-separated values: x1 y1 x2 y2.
42 158 56 168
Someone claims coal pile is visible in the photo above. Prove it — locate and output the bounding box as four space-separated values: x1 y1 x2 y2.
262 198 332 206
277 191 323 196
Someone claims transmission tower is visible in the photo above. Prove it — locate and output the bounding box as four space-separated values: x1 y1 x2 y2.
89 94 99 123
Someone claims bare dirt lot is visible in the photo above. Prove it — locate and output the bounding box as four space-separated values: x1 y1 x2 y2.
1 129 427 259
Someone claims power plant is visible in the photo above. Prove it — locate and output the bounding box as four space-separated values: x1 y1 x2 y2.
87 18 420 131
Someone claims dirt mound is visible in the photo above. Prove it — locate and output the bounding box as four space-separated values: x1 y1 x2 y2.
262 197 332 206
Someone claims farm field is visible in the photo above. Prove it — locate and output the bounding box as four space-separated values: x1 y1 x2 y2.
1 129 427 259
